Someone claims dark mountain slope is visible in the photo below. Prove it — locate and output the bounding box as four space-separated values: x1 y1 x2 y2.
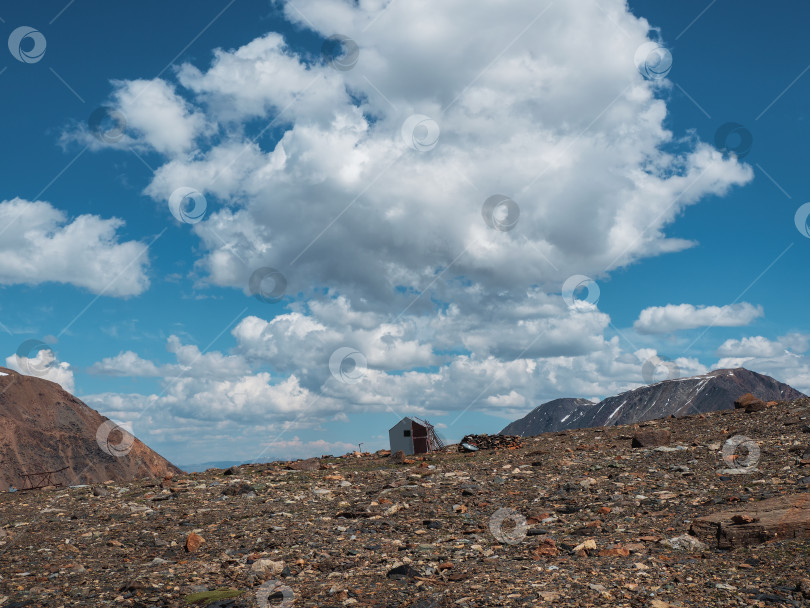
501 368 804 437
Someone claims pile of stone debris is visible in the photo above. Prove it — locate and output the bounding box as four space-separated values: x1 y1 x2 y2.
459 433 524 451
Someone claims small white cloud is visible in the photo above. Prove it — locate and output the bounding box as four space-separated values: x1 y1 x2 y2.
89 351 161 376
111 79 211 155
708 333 810 395
5 349 74 393
716 335 784 358
89 335 251 380
82 392 159 421
177 33 349 125
485 390 526 407
63 79 212 155
716 333 810 359
634 303 763 334
260 436 359 458
0 198 149 297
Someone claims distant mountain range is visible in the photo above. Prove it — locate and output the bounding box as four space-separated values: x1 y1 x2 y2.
500 368 805 437
0 367 181 491
179 460 249 473
178 458 283 473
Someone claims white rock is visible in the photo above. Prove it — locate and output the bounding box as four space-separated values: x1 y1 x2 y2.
660 534 708 552
572 539 596 553
250 559 284 575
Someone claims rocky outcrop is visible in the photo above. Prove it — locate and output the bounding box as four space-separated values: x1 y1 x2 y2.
691 494 810 549
0 367 181 491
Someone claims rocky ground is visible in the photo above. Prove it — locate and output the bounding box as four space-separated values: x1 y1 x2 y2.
1 399 810 608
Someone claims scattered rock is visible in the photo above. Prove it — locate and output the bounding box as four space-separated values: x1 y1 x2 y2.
731 514 759 524
533 537 559 558
389 450 414 464
660 534 708 552
718 467 759 475
184 589 244 605
287 458 321 471
735 392 763 408
386 564 420 580
571 538 597 556
631 428 671 448
221 482 254 496
250 559 284 575
185 532 205 553
797 578 810 599
598 545 630 557
735 393 768 412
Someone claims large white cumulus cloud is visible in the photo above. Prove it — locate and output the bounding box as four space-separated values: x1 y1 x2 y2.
89 0 751 313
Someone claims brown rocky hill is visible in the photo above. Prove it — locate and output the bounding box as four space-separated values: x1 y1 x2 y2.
0 367 181 491
502 367 805 437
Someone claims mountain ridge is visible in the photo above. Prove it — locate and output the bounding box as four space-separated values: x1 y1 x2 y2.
500 367 805 437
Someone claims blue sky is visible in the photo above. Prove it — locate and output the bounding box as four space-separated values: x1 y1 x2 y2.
1 0 808 468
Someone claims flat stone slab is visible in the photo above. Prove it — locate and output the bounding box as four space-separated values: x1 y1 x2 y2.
632 428 671 448
690 493 810 549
